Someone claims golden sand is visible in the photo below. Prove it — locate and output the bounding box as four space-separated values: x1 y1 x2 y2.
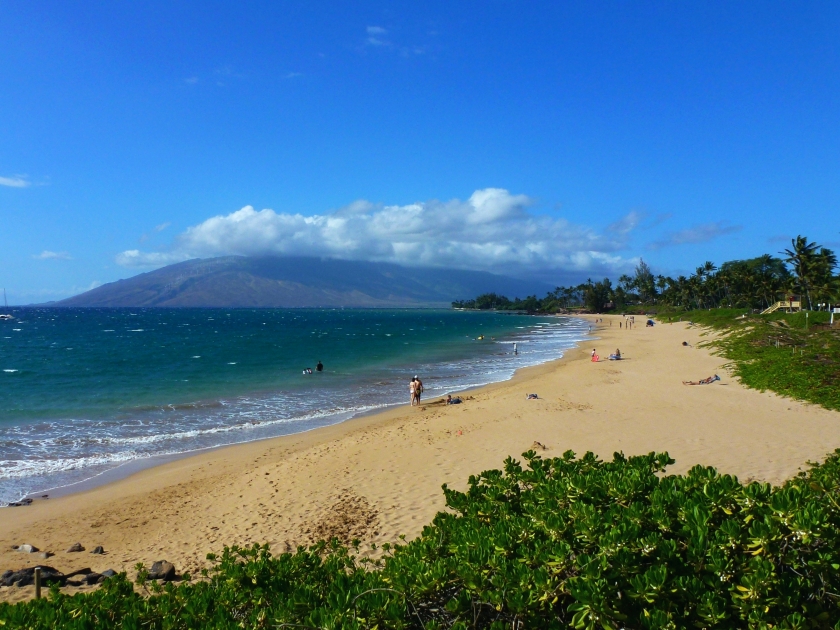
1 315 838 602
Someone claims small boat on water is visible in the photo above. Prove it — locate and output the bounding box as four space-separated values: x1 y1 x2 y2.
0 288 12 319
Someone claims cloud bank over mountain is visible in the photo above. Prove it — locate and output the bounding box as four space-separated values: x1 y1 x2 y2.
117 188 640 282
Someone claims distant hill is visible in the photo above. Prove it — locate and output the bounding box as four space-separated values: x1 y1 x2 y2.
52 256 553 308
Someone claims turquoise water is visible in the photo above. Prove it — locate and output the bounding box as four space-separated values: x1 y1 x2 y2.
0 308 588 503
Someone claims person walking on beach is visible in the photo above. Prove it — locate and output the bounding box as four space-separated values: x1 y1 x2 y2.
409 377 418 406
414 375 424 404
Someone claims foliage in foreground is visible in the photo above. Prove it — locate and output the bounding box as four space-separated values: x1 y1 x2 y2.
3 449 840 629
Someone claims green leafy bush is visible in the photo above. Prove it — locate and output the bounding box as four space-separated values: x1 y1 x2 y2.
3 450 840 629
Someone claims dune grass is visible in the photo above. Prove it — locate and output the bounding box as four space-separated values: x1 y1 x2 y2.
654 308 840 411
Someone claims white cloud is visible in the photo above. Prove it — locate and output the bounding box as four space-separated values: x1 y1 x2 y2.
649 222 742 250
116 188 639 281
154 222 171 232
607 210 643 236
115 250 190 267
365 26 390 47
0 175 30 188
184 76 199 85
33 250 72 260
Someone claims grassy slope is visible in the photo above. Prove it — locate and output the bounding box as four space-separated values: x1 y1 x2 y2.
654 308 840 412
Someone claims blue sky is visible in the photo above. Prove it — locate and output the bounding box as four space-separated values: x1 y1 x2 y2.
2 1 838 303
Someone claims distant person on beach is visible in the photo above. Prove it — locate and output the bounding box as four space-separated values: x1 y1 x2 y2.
409 377 418 405
414 375 424 403
316 361 323 372
513 342 518 355
683 374 720 385
446 394 462 405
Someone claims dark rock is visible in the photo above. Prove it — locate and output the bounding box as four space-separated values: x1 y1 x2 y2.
90 546 104 554
148 560 176 581
101 569 117 578
14 544 38 553
0 566 65 587
66 543 85 553
7 498 33 507
63 568 92 579
82 573 103 585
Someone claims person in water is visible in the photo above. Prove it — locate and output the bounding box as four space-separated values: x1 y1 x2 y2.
316 361 323 372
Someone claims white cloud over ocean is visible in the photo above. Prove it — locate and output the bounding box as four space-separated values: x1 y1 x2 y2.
116 188 640 281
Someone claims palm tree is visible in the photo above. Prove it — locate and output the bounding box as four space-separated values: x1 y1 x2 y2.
783 236 819 310
655 275 667 301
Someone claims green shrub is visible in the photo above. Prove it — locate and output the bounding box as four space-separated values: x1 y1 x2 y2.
3 450 840 629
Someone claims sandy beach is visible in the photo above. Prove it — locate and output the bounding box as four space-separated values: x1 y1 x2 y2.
2 315 839 603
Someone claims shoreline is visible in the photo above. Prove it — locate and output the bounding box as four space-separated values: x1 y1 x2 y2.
2 314 838 603
14 317 590 503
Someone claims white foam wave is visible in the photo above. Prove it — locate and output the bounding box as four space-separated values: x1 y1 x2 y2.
0 315 590 503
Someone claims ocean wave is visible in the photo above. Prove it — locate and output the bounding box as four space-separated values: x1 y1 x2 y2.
0 313 589 503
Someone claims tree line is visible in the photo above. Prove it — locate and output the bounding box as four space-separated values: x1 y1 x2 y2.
452 235 839 313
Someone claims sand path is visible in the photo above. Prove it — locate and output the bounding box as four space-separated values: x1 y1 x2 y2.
1 316 838 602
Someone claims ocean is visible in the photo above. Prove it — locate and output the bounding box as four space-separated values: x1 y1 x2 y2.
0 308 589 504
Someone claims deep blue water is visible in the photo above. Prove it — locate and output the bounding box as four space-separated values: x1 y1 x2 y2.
0 308 589 503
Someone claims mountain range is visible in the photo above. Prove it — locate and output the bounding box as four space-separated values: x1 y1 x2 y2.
51 256 553 308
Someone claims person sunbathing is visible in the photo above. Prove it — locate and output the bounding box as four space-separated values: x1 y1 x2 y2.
682 374 721 385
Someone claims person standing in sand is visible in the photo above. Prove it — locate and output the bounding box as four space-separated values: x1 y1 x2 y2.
409 377 418 405
414 375 424 404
